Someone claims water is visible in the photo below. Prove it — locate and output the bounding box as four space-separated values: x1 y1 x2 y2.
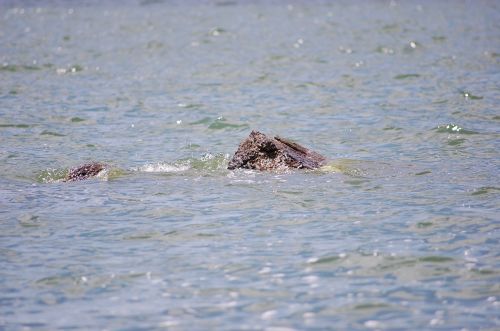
1 1 499 330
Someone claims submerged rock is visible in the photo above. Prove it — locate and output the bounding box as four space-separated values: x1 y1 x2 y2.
64 162 106 182
227 130 327 170
62 131 325 181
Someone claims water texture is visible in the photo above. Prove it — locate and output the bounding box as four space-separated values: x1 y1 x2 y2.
1 1 499 330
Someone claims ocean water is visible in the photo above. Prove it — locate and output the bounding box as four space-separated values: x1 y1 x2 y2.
1 1 499 330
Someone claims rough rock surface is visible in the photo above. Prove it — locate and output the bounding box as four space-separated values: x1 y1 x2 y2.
227 131 327 170
64 162 106 182
63 131 325 181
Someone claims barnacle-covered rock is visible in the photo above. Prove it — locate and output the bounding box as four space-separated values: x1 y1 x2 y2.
64 162 106 182
227 131 326 171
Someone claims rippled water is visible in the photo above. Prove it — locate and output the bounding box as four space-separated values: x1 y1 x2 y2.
1 1 499 330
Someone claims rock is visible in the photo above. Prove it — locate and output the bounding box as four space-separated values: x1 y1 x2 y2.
64 162 106 182
62 131 325 181
227 130 327 170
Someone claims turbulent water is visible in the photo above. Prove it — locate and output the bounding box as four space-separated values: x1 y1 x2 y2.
1 1 499 330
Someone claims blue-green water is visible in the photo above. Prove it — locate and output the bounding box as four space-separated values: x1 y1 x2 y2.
1 1 499 330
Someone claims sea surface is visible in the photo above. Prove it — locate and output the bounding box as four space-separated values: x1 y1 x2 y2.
1 1 499 330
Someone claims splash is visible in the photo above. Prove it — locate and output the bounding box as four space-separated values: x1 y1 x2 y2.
36 168 68 183
133 154 230 174
36 166 116 183
133 162 190 173
189 153 230 171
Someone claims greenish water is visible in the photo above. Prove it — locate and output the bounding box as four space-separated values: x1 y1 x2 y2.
1 1 499 330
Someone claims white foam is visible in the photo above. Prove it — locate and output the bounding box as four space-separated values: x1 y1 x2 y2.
134 162 190 173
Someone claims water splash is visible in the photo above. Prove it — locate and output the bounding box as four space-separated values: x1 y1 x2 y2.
56 64 83 75
134 154 230 174
36 168 68 183
183 153 230 171
36 166 116 183
133 162 190 173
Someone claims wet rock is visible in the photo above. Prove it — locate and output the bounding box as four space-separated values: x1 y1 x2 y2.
62 132 325 181
64 162 106 182
227 130 327 170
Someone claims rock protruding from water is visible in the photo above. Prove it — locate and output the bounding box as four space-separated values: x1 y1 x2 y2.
227 131 327 171
64 162 106 182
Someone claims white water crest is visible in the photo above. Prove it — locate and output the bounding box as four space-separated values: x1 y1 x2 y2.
133 162 190 173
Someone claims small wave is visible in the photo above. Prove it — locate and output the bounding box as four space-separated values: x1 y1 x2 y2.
0 123 32 128
0 63 42 72
40 130 65 137
189 117 248 130
320 159 367 177
184 153 230 171
460 90 483 100
436 124 478 134
394 73 420 80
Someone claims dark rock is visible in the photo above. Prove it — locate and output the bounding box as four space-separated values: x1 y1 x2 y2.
64 162 106 182
62 132 325 182
227 131 327 170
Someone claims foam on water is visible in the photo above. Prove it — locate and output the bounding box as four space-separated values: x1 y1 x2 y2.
133 162 190 173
